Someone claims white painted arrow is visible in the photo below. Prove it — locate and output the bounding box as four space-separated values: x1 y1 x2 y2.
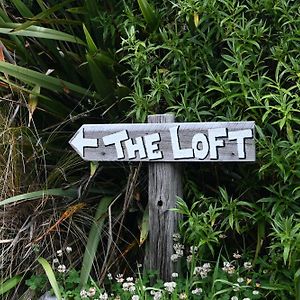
69 126 98 159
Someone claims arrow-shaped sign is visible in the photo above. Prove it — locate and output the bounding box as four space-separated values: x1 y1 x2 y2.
69 126 98 159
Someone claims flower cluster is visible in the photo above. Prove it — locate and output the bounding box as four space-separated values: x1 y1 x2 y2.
193 263 212 279
80 287 97 299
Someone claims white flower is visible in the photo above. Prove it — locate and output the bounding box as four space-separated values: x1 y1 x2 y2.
131 295 139 300
243 298 251 300
99 292 108 300
115 274 124 283
237 277 244 283
179 292 187 299
137 263 142 268
88 287 96 297
56 249 63 257
233 251 242 259
152 291 162 300
191 288 202 295
186 255 193 263
171 272 178 278
244 262 252 270
172 233 181 242
173 243 184 255
233 283 240 291
171 254 179 262
52 258 59 264
126 277 134 282
107 273 113 280
66 246 72 253
231 296 238 300
57 264 66 273
164 281 176 293
252 290 259 295
80 289 88 299
222 262 235 274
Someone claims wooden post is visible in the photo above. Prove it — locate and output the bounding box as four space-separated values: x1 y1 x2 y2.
145 114 183 280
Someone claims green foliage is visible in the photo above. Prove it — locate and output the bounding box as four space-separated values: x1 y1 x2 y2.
0 0 299 299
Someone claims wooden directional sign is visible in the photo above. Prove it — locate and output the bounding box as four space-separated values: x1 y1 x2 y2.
69 121 255 162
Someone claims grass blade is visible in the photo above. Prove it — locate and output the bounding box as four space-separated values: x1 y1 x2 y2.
80 196 114 288
37 257 62 300
0 275 22 295
0 188 78 206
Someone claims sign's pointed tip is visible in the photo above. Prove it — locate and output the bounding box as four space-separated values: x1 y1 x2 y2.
69 126 84 157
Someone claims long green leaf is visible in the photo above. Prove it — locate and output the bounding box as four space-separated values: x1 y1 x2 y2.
12 0 75 32
0 61 94 97
0 275 22 295
86 53 113 100
0 23 85 45
37 257 62 300
0 188 78 206
11 0 34 18
137 0 159 32
80 196 114 288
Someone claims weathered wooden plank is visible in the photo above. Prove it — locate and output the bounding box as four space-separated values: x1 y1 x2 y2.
69 121 255 162
144 114 182 280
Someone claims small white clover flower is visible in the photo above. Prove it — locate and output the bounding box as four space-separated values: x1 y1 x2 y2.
80 289 88 299
171 272 178 278
153 291 162 300
244 262 252 270
179 292 187 299
172 233 181 242
186 255 193 263
171 254 179 262
222 262 236 274
66 246 72 253
57 264 66 273
243 298 251 300
233 251 242 259
233 283 240 292
99 292 108 300
52 258 59 264
115 274 124 283
231 296 238 300
191 287 203 295
107 273 113 280
252 290 259 295
126 277 134 282
131 295 139 300
164 281 176 293
237 277 244 283
88 287 96 297
56 249 63 257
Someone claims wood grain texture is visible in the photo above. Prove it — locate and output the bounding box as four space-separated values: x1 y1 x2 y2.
144 114 183 280
70 121 255 162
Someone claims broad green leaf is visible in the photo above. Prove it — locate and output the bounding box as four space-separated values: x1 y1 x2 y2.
37 257 62 300
0 275 22 295
80 196 114 288
86 53 113 100
137 0 159 32
0 23 85 45
83 24 97 54
0 61 94 97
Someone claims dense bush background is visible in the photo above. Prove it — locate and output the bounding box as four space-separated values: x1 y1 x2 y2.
0 0 299 299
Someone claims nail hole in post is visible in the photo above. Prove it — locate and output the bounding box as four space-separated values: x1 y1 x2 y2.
157 200 163 207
